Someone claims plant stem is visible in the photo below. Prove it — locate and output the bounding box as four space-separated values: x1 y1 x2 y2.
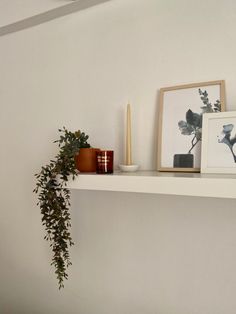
188 135 200 154
229 147 236 163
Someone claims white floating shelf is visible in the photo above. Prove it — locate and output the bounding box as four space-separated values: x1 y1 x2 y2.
68 171 236 199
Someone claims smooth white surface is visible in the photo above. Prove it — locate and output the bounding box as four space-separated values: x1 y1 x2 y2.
68 171 236 198
2 1 236 313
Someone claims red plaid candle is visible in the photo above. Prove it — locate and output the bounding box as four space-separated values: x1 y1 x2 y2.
96 150 114 174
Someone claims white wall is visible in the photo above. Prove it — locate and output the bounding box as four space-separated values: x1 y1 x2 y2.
1 0 236 313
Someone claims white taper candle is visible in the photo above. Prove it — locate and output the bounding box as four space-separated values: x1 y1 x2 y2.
126 103 132 165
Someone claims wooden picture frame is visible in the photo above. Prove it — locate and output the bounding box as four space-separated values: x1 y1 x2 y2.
201 111 236 174
157 80 226 172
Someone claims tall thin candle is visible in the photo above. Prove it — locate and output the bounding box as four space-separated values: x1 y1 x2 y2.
126 103 132 165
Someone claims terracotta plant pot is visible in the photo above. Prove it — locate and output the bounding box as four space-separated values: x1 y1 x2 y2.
75 148 100 172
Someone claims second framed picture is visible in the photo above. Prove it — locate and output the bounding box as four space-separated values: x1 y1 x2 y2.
157 80 226 172
201 111 236 174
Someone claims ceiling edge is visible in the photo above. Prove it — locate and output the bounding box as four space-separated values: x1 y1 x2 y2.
0 0 111 37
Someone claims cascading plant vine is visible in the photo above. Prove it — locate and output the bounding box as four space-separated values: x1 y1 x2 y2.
178 88 221 153
33 127 90 289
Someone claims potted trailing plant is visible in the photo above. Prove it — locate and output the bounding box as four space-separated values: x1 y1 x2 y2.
33 127 90 289
75 147 100 172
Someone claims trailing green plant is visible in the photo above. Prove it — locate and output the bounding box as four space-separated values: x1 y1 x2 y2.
33 127 90 289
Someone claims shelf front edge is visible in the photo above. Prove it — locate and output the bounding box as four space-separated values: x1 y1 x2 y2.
67 173 236 199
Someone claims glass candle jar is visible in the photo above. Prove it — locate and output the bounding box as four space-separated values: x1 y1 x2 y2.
96 150 114 174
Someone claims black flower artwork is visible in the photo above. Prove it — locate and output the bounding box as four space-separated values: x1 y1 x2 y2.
178 89 221 153
174 89 221 168
218 124 236 162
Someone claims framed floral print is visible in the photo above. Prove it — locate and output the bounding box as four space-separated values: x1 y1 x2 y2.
201 111 236 174
157 80 226 172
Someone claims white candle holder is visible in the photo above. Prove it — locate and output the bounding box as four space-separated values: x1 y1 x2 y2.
119 164 139 172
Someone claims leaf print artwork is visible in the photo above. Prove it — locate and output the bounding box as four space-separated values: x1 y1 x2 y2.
178 89 221 154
